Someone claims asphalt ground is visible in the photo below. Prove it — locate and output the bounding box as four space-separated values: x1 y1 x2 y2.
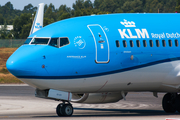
0 84 180 120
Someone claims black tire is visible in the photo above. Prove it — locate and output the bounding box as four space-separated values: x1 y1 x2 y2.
175 95 180 113
56 103 63 116
61 104 73 116
162 93 176 113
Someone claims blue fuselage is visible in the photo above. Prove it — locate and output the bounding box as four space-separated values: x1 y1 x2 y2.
6 13 180 92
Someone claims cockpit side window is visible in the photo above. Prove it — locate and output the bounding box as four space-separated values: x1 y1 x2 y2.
49 38 58 47
60 38 70 47
31 38 49 44
24 38 32 44
48 37 70 48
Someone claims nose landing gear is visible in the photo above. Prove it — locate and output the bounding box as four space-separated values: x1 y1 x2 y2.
56 101 73 116
162 93 180 113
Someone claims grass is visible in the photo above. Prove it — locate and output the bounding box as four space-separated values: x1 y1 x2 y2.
0 47 24 84
0 48 17 68
0 74 23 84
0 68 9 74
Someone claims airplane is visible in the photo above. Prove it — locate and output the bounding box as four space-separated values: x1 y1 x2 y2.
6 3 180 116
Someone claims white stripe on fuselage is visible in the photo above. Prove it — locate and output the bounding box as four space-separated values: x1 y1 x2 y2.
20 61 180 93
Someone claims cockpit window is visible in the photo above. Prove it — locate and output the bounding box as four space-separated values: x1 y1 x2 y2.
31 38 49 44
48 37 70 48
60 38 69 47
24 38 32 44
49 38 58 47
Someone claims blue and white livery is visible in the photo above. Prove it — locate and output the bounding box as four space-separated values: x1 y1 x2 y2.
6 4 180 116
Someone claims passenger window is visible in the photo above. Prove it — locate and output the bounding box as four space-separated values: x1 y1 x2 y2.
31 38 50 44
149 40 153 47
60 38 70 47
143 40 147 47
49 38 58 47
162 40 166 47
24 38 32 44
156 40 160 47
136 40 140 47
168 40 172 47
123 40 127 47
130 40 134 47
116 40 120 47
175 40 179 47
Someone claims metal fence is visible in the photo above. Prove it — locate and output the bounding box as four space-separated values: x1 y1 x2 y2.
0 39 26 48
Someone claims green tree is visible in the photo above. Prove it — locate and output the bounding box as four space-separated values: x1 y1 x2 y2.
49 3 56 12
0 2 22 23
114 8 123 13
0 33 6 39
5 2 13 10
58 13 71 20
94 0 103 9
7 33 13 39
0 5 11 18
44 18 53 26
176 0 180 12
84 0 93 9
0 14 4 24
57 5 71 19
73 0 85 10
130 10 135 13
23 4 37 13
99 0 117 13
13 13 31 39
58 5 71 13
44 4 48 13
19 23 31 38
149 9 153 13
44 4 56 21
74 9 83 16
121 0 143 13
0 0 178 39
164 0 176 13
131 0 143 12
121 1 132 13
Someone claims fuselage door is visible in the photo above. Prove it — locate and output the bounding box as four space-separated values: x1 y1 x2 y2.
87 24 109 63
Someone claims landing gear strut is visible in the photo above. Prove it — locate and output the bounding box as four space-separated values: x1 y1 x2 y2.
162 93 180 113
56 101 73 116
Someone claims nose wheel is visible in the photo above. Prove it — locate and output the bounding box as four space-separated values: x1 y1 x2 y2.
56 102 73 116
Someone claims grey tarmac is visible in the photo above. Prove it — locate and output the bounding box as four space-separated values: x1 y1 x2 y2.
0 84 180 120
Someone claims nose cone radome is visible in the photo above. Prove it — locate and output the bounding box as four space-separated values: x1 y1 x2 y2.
6 58 16 72
6 45 52 77
6 45 39 77
6 55 36 77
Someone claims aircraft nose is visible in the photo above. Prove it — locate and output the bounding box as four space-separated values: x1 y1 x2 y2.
6 56 36 76
6 59 16 71
6 45 49 77
6 58 20 76
6 46 39 77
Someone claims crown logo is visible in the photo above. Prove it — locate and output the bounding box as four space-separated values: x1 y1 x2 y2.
120 19 136 27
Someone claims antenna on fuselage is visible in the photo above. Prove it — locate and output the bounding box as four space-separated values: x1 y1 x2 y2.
29 3 44 35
